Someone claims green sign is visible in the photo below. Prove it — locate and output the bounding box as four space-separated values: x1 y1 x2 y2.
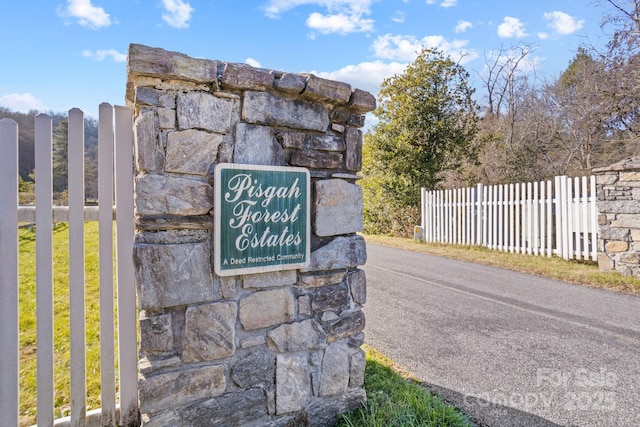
214 163 310 276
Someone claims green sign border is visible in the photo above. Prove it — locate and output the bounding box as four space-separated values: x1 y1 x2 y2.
214 163 310 276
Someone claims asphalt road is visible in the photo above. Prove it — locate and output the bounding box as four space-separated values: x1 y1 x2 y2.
363 243 640 427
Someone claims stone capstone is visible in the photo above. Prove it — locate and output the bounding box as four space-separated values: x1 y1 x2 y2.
165 129 222 175
182 388 267 427
234 123 284 166
221 62 275 91
319 344 350 397
267 319 327 352
275 73 307 95
231 348 276 389
276 355 311 414
315 179 363 236
239 288 295 330
135 174 213 216
177 92 233 133
302 74 352 105
242 91 329 132
182 301 237 362
134 241 215 309
348 88 377 114
128 44 219 85
138 364 225 414
301 235 367 273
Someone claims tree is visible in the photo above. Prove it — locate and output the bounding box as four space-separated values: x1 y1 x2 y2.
362 48 479 234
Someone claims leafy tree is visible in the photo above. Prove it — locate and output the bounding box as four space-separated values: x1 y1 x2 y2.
362 48 479 234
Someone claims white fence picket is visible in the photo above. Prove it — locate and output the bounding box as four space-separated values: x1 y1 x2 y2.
35 114 55 427
0 118 19 426
421 175 599 261
68 108 87 427
98 103 117 427
115 106 138 426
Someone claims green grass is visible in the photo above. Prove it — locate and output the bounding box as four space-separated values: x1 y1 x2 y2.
364 234 640 296
338 345 473 427
19 222 107 426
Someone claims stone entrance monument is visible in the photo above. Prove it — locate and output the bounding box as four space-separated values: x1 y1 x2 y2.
126 44 375 426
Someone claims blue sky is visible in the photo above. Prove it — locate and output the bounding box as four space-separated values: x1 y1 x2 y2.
0 0 608 119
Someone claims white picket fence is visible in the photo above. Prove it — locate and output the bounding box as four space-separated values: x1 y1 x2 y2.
420 176 598 261
0 104 138 426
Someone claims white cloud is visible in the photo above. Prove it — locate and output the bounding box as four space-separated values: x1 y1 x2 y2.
392 11 405 23
455 20 473 33
82 49 126 62
544 11 584 35
263 0 374 34
161 0 194 29
426 0 457 7
245 58 262 68
311 60 407 97
371 33 478 64
497 16 527 38
0 93 45 113
59 0 111 29
307 11 373 34
538 32 549 40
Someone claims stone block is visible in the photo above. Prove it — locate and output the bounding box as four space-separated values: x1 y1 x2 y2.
631 229 640 241
276 73 307 94
239 288 295 330
349 348 366 388
234 123 284 165
621 253 640 264
347 269 366 305
347 115 366 128
221 62 275 91
134 241 215 309
597 200 640 214
345 127 363 171
290 149 342 169
165 129 222 175
307 388 366 426
134 109 164 173
276 355 311 414
157 108 175 129
231 348 276 389
140 313 174 355
348 88 376 114
315 179 363 236
177 92 234 133
128 44 219 84
298 295 311 317
242 91 329 132
596 173 618 186
611 214 640 229
243 270 297 289
140 410 181 427
135 174 213 216
182 301 237 362
605 240 629 253
312 283 350 313
319 344 350 396
182 388 267 427
325 310 365 343
302 74 352 104
139 364 225 414
619 171 640 182
267 319 327 352
216 275 237 299
240 335 266 349
307 135 345 152
301 235 367 273
300 271 345 288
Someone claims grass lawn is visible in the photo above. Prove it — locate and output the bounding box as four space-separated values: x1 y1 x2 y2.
338 345 473 427
365 234 640 296
19 221 106 426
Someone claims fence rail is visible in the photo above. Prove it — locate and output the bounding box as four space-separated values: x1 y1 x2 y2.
0 105 138 426
420 175 598 261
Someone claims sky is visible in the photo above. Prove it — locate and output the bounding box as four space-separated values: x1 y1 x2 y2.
0 0 611 120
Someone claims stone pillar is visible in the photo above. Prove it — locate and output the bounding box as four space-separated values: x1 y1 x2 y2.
593 157 640 277
127 44 375 426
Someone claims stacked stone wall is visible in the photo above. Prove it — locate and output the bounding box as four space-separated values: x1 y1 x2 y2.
127 44 375 426
594 158 640 277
